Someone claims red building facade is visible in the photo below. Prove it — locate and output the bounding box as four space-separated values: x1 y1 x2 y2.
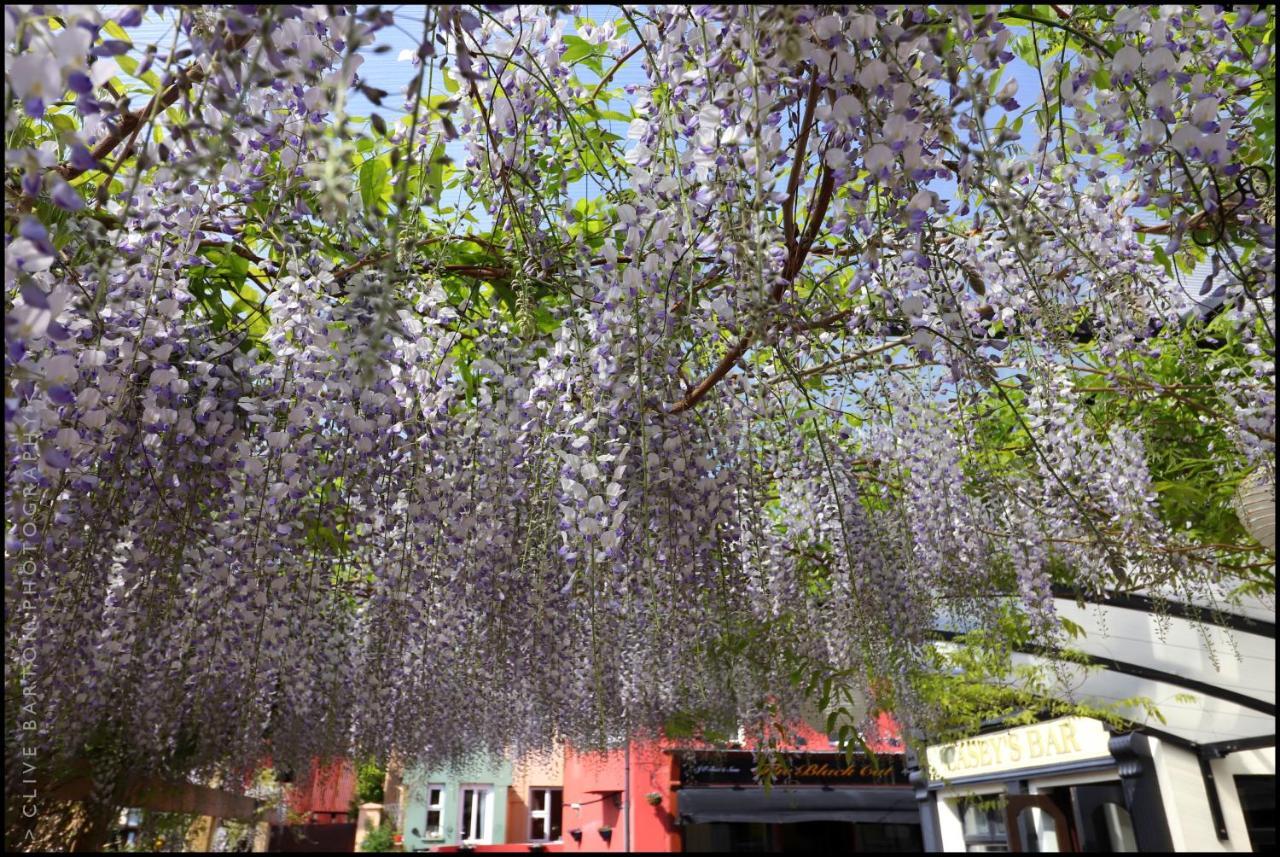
560 713 919 853
284 758 358 824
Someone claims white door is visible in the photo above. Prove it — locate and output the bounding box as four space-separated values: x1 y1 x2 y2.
458 784 493 844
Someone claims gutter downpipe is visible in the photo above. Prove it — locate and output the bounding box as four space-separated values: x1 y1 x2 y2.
624 734 632 852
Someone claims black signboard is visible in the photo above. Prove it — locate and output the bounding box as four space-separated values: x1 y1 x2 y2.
677 751 908 787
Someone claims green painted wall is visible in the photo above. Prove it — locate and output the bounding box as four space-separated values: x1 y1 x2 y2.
402 754 514 851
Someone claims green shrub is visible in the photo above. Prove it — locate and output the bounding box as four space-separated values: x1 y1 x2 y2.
355 761 386 805
360 820 396 852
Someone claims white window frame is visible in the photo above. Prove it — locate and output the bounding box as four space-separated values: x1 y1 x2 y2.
458 784 494 844
424 784 446 841
528 787 563 842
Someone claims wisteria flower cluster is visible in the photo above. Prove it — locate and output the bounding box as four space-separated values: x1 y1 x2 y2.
4 4 1274 831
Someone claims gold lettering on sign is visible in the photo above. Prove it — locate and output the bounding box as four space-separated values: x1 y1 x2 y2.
1009 735 1022 763
1046 727 1063 756
1027 729 1043 758
1061 720 1082 753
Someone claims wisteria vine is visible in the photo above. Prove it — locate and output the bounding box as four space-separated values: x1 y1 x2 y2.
4 3 1274 834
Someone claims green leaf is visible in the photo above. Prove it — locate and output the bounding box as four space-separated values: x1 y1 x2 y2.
425 141 447 204
1151 243 1173 276
562 35 603 65
103 20 131 42
1059 617 1087 640
46 112 77 135
359 157 389 212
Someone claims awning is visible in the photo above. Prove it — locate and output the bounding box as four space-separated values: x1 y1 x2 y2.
932 587 1276 748
676 786 918 825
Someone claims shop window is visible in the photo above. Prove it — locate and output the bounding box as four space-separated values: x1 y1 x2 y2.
1010 804 1062 852
459 784 493 844
683 822 774 853
1086 802 1136 851
424 784 445 840
1069 783 1136 851
961 797 1010 852
529 787 563 842
856 822 923 851
1234 775 1276 852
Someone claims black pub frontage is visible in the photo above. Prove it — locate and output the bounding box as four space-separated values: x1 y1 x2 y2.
672 749 922 852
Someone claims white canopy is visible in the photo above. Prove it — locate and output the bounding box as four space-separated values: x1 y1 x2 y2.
935 587 1276 749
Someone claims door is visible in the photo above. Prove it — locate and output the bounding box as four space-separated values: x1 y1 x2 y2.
1005 794 1076 852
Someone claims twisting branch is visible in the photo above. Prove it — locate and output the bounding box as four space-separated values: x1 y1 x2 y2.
665 74 837 416
55 32 254 181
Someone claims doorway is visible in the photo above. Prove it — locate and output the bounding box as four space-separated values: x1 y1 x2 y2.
1005 783 1137 852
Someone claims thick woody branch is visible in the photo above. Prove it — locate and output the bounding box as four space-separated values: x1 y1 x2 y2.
55 32 254 181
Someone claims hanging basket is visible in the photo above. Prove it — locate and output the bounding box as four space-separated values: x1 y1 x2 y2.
1234 466 1276 551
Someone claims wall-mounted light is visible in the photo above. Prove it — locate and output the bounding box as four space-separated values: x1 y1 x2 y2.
1235 466 1275 551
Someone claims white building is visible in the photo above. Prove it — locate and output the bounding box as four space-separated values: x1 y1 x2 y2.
911 587 1275 852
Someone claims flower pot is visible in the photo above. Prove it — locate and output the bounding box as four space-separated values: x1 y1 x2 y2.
1234 466 1276 550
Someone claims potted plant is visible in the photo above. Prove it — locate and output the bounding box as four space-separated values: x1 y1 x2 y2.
599 825 613 843
645 791 663 806
569 828 583 843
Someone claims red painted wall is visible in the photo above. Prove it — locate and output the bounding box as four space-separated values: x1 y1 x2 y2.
561 742 678 853
561 714 905 853
285 758 357 823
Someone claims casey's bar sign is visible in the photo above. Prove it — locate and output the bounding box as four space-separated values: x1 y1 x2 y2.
679 751 908 786
926 717 1112 780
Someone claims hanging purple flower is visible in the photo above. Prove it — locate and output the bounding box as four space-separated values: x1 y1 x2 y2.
51 180 85 211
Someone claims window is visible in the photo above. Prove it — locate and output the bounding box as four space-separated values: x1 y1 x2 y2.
960 797 1009 852
1068 783 1136 851
424 784 445 840
1235 775 1276 852
529 787 563 842
113 808 143 849
856 823 923 851
459 785 493 844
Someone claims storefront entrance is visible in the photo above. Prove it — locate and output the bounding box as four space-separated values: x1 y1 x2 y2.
675 750 921 852
953 782 1139 852
683 820 922 852
1002 783 1137 852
